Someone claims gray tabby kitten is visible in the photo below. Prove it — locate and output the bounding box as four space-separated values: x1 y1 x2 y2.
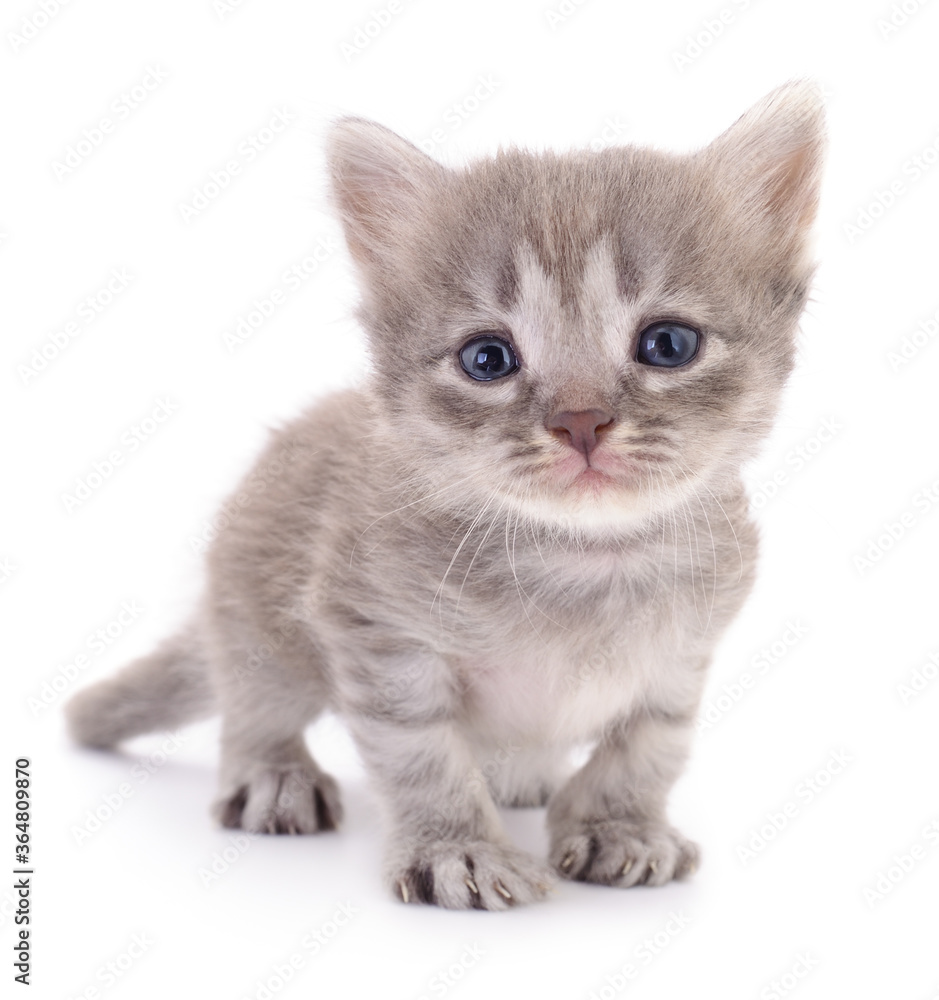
67 81 824 910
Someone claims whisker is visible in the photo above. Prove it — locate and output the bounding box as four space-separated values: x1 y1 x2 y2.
431 492 499 621
456 495 507 611
349 470 482 567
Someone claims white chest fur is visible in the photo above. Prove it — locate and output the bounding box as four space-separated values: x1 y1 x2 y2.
455 607 699 747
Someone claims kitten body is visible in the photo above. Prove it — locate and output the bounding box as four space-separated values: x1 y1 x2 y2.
66 83 824 909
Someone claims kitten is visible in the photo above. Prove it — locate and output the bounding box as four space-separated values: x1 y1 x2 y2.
66 81 824 910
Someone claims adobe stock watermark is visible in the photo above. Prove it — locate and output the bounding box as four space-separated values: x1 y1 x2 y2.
60 398 179 513
415 944 485 1000
27 600 145 717
237 904 358 1000
586 116 629 151
178 107 295 223
887 305 939 371
230 621 302 685
696 619 808 733
221 238 339 351
65 932 154 1000
340 0 410 62
843 126 939 243
758 953 820 1000
7 0 73 54
17 268 134 385
198 832 257 887
736 749 853 865
70 733 187 846
863 817 939 906
416 76 501 156
587 911 691 999
853 476 939 574
749 416 843 511
897 649 939 705
563 604 659 696
876 0 932 40
52 65 169 180
671 0 756 72
190 442 301 552
544 0 590 30
564 635 627 695
212 0 254 18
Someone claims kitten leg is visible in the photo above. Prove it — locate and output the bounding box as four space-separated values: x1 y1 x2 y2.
209 628 341 835
547 711 699 887
345 693 554 909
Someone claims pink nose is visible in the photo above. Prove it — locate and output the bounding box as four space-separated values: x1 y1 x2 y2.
546 409 613 458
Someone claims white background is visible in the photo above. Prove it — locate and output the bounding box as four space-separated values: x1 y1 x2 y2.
4 0 939 997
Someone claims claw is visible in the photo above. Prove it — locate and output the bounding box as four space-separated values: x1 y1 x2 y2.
622 858 633 876
560 852 575 870
399 880 410 904
649 859 658 874
465 877 479 894
494 881 512 900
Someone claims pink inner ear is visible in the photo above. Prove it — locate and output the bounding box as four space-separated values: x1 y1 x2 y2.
327 118 444 267
706 82 825 236
765 142 822 231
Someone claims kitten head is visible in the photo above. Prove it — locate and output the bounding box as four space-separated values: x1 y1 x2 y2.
327 82 825 532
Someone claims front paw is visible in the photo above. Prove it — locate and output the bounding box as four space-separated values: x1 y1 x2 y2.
550 819 699 888
387 839 555 910
213 764 342 835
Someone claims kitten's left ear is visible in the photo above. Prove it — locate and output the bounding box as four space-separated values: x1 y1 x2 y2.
705 80 826 238
326 117 447 270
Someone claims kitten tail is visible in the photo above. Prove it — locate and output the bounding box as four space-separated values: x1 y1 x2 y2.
65 622 216 748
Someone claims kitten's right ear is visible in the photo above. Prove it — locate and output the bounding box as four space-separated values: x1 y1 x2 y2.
705 80 826 241
327 117 447 268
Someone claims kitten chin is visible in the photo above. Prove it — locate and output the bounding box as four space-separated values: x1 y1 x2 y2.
501 486 655 535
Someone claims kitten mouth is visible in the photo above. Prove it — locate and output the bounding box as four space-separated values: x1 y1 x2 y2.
573 468 612 487
558 456 624 494
540 450 639 499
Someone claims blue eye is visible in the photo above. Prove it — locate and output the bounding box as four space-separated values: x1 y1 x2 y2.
459 335 519 381
636 322 700 368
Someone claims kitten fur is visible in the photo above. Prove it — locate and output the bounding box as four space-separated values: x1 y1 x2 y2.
66 82 824 910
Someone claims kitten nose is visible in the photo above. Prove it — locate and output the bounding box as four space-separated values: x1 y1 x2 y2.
546 409 613 458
